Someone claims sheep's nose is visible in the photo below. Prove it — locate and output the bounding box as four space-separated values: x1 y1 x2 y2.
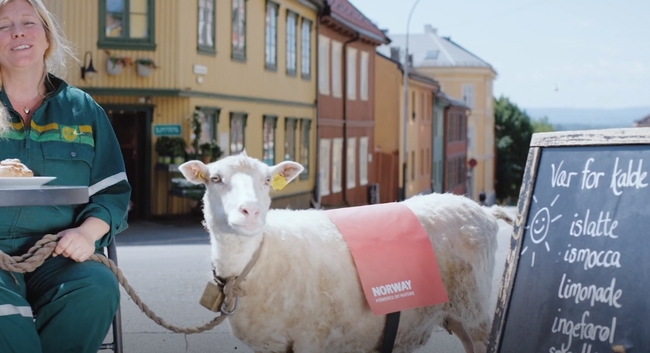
240 204 261 217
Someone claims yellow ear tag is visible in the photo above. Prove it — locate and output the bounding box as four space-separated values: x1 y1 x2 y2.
198 171 205 180
271 174 288 191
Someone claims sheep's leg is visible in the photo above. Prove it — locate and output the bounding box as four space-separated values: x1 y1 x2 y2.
443 316 475 353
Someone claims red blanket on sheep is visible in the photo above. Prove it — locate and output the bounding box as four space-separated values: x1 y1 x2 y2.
327 203 448 315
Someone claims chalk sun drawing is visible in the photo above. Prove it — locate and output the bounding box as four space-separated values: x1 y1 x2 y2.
521 194 562 267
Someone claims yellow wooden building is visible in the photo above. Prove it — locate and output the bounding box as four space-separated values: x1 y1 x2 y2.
49 0 323 218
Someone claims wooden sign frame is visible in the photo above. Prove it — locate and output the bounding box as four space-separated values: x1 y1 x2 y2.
488 127 650 352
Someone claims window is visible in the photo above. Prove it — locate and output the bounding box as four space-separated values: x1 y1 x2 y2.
347 48 357 100
332 138 343 193
230 113 247 155
420 149 424 175
360 51 369 101
347 137 356 189
411 91 416 121
359 137 369 186
331 41 342 97
198 0 215 53
284 118 297 161
195 107 221 145
286 11 298 75
458 157 465 187
263 115 277 165
462 84 475 109
448 113 455 142
467 124 475 153
299 119 311 180
318 35 330 95
420 92 425 121
232 0 246 60
411 151 415 181
301 19 312 79
100 0 155 50
319 139 331 196
265 2 279 70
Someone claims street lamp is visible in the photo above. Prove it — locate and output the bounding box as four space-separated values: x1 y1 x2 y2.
400 0 422 201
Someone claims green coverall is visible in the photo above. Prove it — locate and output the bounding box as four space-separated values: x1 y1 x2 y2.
0 74 131 353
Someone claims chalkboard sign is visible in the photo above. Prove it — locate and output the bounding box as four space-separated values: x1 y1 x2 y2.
489 128 650 353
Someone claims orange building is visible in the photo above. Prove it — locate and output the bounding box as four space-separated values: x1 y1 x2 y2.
374 52 439 202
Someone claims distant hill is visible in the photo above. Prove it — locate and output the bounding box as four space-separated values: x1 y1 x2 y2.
525 106 650 131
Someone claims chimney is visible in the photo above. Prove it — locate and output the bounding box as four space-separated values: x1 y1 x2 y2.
424 24 437 35
390 47 400 62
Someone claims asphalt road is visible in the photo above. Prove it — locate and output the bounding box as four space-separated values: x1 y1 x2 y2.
107 207 516 352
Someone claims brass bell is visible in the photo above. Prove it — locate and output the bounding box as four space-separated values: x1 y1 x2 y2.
199 280 225 312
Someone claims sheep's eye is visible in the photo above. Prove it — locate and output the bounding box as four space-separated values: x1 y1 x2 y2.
265 176 272 185
210 175 222 183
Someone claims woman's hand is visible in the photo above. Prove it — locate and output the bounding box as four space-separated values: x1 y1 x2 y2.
53 217 110 262
53 228 96 262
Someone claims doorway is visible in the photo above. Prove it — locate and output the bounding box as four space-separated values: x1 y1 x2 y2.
103 106 152 221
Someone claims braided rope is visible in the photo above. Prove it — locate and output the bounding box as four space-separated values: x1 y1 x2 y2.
0 234 229 334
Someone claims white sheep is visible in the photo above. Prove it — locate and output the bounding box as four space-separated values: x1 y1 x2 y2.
179 152 508 353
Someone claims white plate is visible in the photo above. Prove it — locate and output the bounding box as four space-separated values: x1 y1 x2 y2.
0 176 56 189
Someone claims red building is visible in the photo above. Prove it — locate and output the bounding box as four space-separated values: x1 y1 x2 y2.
316 0 390 207
437 92 470 195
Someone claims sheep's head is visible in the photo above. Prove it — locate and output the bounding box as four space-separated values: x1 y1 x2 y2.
179 152 304 236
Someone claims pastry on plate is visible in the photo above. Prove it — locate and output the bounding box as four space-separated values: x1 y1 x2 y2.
0 159 34 177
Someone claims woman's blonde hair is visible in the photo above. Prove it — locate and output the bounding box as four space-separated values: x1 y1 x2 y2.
0 0 76 135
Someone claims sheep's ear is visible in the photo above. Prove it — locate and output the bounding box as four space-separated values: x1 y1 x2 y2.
270 161 304 186
179 160 209 185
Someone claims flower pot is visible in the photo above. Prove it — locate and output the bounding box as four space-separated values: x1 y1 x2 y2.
202 155 212 164
107 61 124 75
173 156 185 165
137 63 154 77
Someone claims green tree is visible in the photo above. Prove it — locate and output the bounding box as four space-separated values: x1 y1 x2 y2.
531 115 555 133
495 96 535 204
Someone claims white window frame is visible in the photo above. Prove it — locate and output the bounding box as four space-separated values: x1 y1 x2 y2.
462 84 475 109
262 115 277 166
346 48 357 100
286 11 298 74
360 51 369 101
318 35 330 95
264 1 279 69
347 137 356 189
319 139 331 196
300 19 312 79
198 0 215 51
332 137 343 193
359 136 368 185
231 0 246 59
331 40 342 97
467 124 475 154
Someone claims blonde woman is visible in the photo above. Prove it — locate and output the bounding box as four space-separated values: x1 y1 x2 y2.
0 1 131 352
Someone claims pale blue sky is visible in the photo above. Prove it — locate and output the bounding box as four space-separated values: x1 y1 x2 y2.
350 0 650 110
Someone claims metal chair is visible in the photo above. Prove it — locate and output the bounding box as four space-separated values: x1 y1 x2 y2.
99 239 124 353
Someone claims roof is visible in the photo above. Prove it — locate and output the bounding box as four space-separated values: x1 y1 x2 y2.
325 0 390 44
378 24 494 71
377 52 439 87
436 91 468 109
